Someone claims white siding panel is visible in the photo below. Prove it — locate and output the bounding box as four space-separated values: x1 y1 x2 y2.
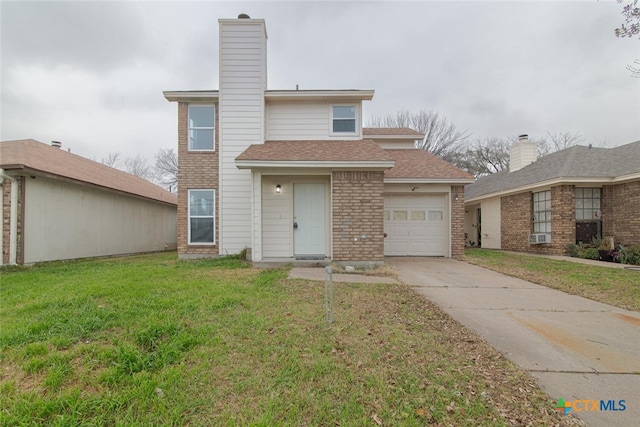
262 176 292 257
266 102 362 140
480 197 501 249
219 19 267 255
252 171 262 261
23 178 176 263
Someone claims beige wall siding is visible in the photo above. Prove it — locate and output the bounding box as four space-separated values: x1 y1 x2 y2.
480 197 501 249
219 19 267 255
261 176 292 258
22 177 176 264
266 102 362 140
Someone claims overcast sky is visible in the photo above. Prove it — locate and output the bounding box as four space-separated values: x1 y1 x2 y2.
2 0 639 163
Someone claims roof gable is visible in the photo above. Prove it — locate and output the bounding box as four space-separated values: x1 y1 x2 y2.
1 139 177 205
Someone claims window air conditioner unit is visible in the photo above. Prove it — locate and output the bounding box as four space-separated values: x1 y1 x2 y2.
528 233 551 244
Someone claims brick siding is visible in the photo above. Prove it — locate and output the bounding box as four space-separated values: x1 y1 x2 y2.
1 176 24 265
332 171 385 262
603 180 640 246
501 185 575 255
451 185 465 257
501 192 531 252
177 102 220 257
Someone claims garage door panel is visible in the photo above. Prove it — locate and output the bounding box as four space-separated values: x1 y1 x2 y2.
384 194 447 256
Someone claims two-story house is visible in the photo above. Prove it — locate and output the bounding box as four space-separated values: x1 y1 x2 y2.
164 15 474 265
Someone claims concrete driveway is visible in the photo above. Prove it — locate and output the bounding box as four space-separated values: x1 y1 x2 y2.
387 257 640 427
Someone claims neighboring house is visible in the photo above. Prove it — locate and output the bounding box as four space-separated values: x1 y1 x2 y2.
464 136 640 254
163 15 474 265
1 139 178 265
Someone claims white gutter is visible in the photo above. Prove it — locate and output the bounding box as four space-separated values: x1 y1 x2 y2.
0 169 18 265
235 160 395 169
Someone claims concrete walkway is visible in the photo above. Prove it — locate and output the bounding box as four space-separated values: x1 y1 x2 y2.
387 257 640 427
288 267 399 284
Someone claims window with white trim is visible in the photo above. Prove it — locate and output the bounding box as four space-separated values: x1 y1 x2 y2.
188 189 215 244
532 190 551 233
332 105 356 133
188 105 215 151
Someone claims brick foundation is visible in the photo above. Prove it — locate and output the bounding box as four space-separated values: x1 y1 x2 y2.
332 171 385 262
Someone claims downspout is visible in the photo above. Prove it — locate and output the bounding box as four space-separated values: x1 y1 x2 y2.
0 169 18 265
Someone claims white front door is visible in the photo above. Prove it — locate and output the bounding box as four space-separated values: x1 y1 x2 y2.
293 183 326 258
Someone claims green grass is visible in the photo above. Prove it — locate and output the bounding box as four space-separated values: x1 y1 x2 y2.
0 252 573 425
464 249 640 312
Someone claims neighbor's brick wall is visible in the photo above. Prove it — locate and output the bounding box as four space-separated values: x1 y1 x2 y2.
501 185 575 255
603 180 640 246
451 185 465 257
548 185 576 254
177 102 220 257
501 192 531 252
1 176 24 265
332 171 385 262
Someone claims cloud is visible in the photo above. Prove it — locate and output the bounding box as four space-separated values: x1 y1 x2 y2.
1 0 638 165
1 1 152 73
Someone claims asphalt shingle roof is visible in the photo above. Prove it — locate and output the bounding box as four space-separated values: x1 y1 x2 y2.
384 149 474 180
236 140 393 162
1 139 177 205
465 141 640 200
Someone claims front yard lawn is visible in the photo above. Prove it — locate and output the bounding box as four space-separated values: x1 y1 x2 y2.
464 249 640 312
1 252 575 425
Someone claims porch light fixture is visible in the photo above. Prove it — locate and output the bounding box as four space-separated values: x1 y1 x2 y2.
275 184 281 193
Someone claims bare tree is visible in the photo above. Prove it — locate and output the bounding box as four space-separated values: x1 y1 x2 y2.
615 0 640 40
101 152 121 168
154 148 178 192
537 131 584 157
123 154 153 181
368 109 470 161
459 138 511 177
614 0 640 77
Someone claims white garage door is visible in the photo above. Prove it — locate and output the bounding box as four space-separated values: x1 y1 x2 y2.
384 194 447 256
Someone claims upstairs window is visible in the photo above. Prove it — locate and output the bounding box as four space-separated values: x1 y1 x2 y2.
332 106 356 133
532 190 551 233
188 105 215 151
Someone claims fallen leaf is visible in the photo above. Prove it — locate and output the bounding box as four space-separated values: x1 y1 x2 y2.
371 412 382 425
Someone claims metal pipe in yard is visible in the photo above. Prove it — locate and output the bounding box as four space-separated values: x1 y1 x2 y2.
325 266 334 324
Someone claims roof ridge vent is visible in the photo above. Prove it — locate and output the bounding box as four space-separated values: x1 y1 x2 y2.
51 141 62 148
